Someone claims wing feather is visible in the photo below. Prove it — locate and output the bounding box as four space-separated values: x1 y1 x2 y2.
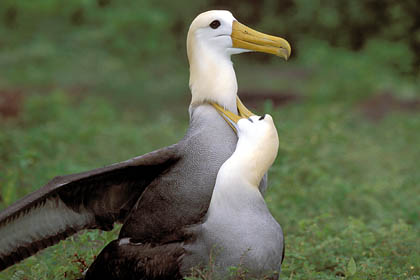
0 144 180 270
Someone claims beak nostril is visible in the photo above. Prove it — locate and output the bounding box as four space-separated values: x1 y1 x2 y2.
259 114 266 120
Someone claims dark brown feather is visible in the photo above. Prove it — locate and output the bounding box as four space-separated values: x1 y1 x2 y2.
0 144 180 271
85 240 185 280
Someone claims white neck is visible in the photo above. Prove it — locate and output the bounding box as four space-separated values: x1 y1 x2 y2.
207 150 261 210
206 157 264 221
188 43 238 112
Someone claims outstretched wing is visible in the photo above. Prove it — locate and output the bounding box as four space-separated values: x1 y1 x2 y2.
0 144 180 271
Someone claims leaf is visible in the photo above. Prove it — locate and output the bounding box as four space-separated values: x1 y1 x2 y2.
347 257 357 277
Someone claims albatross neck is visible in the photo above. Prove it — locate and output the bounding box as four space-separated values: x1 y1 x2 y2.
188 47 238 113
207 153 266 217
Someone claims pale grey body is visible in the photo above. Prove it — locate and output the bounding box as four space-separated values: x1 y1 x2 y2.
182 187 283 277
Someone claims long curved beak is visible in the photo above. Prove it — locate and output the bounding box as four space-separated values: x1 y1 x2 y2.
231 21 291 60
212 21 290 132
211 102 241 133
211 97 256 133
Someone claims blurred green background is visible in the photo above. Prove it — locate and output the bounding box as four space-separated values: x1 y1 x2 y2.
0 0 419 279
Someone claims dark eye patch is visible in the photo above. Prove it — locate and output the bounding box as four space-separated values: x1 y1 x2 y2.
259 115 266 120
210 20 221 29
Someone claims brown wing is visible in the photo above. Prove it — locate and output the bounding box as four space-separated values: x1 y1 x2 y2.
0 144 180 271
85 239 185 280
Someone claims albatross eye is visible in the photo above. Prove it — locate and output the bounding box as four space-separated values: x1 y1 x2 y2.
210 20 221 29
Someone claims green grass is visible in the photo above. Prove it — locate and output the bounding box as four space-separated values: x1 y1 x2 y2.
1 3 420 279
1 62 419 279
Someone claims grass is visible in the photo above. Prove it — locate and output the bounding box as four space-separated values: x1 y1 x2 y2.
0 4 419 279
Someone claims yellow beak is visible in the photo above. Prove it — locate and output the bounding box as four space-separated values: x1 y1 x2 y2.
231 21 291 60
211 97 256 133
211 102 241 133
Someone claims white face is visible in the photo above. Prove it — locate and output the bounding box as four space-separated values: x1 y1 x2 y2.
236 114 279 172
187 10 248 57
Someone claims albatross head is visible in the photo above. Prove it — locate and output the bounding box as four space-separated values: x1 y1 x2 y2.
235 115 279 186
215 114 279 188
187 10 291 111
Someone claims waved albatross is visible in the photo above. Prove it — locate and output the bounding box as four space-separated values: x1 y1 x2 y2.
85 114 283 280
0 10 290 272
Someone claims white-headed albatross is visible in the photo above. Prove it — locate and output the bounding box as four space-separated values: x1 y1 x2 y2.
85 114 282 280
0 10 290 272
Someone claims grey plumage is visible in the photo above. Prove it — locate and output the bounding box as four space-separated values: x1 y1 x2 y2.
182 115 283 278
85 114 283 280
118 104 241 241
182 185 283 278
